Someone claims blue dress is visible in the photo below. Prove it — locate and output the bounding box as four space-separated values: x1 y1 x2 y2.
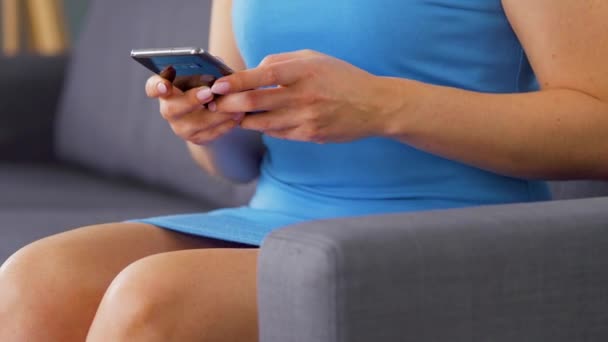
135 0 551 246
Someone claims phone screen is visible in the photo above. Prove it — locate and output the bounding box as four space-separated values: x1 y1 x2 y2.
132 48 233 91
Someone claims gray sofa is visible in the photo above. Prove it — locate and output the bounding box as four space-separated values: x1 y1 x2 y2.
0 0 255 262
2 0 607 341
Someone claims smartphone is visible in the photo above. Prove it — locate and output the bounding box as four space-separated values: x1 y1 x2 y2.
131 47 233 91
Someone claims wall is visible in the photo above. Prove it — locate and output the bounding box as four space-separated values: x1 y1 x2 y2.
0 0 89 51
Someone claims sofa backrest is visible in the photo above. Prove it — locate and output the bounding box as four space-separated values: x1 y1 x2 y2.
54 0 254 207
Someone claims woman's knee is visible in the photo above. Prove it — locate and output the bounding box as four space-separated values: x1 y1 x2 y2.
0 239 83 312
0 224 124 319
0 239 93 342
87 255 185 341
1 241 58 300
0 249 31 314
87 249 259 342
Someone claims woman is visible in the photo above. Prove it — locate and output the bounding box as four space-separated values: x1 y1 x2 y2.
1 0 607 341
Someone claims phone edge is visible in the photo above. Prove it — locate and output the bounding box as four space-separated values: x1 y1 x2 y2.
130 47 205 58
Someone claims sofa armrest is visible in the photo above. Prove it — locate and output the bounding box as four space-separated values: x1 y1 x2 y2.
258 197 608 342
0 56 67 161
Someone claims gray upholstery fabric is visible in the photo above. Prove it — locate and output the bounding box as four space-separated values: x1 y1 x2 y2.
0 208 190 263
0 163 211 211
549 181 608 200
259 198 608 342
0 163 213 262
54 0 254 208
0 56 66 161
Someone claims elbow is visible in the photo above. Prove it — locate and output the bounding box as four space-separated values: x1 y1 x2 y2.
209 151 262 184
215 168 260 185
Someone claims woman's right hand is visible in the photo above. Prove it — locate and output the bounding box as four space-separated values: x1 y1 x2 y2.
145 75 245 145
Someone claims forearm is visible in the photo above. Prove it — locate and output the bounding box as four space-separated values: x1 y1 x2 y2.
187 0 264 183
381 78 608 180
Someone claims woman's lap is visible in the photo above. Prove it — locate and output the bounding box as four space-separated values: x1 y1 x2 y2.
133 206 310 246
87 248 259 341
0 222 259 342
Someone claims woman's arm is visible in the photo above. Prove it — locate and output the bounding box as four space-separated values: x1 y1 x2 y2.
379 0 608 180
209 0 608 181
185 0 264 183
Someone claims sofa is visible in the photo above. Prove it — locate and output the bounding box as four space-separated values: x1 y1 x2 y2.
2 0 607 341
0 0 255 262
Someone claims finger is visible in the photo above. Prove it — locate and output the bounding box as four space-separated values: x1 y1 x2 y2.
160 86 215 120
185 109 241 130
213 87 293 113
264 127 296 140
212 119 240 138
172 110 237 139
159 66 177 83
240 109 300 132
160 97 199 121
146 75 174 98
173 74 217 92
211 60 303 95
188 119 238 145
258 50 319 67
185 86 216 106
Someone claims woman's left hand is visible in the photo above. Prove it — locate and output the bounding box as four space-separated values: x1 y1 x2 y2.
208 50 396 143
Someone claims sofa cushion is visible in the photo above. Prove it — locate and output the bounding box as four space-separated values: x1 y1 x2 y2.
0 162 212 212
0 208 188 263
54 0 254 208
0 162 218 261
549 181 608 200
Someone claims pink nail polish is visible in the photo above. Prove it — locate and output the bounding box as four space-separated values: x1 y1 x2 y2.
208 101 217 112
196 87 212 102
211 82 230 95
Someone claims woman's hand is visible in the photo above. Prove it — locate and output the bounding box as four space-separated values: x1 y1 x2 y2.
145 75 245 145
209 50 398 143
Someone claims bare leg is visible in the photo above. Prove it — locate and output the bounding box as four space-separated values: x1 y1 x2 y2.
86 248 259 342
0 222 252 342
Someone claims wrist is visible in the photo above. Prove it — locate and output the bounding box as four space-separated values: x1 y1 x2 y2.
370 76 424 139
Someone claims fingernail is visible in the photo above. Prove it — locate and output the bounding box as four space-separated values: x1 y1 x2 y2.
233 112 245 121
157 82 168 94
196 87 213 102
208 101 217 112
211 82 230 95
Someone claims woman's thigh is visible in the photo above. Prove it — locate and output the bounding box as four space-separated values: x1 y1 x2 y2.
87 248 259 342
0 222 252 342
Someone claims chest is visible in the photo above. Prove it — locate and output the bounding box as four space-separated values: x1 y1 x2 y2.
233 0 510 64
